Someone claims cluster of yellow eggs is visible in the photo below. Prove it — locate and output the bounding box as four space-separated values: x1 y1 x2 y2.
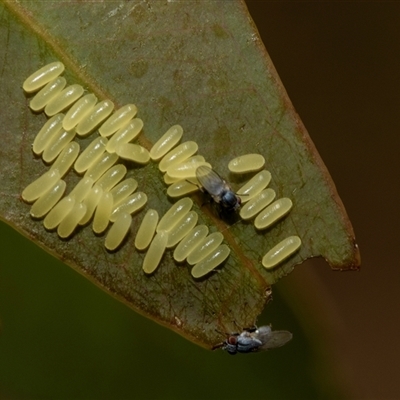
21 61 301 278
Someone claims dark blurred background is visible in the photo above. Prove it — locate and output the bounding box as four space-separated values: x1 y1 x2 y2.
245 2 400 399
0 2 399 399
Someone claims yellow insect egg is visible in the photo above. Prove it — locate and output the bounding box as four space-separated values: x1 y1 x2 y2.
116 143 150 165
166 180 199 198
44 84 84 116
106 118 143 153
237 170 272 203
173 224 209 263
32 113 64 155
187 176 201 186
156 197 193 232
30 180 66 219
84 152 119 182
149 124 183 161
163 173 180 185
50 142 80 178
95 164 127 192
79 186 103 226
254 198 293 230
166 210 199 248
239 188 276 220
62 93 97 131
69 176 94 203
165 173 200 186
92 191 113 234
29 76 67 111
43 195 75 230
158 141 199 172
184 155 206 164
142 230 169 274
105 212 132 251
262 236 302 269
228 154 265 174
110 178 138 207
135 209 159 251
191 244 231 278
109 192 147 222
76 100 114 137
42 128 76 163
57 202 87 238
186 232 224 265
22 169 60 203
23 61 65 93
99 104 137 137
74 136 108 173
166 161 211 179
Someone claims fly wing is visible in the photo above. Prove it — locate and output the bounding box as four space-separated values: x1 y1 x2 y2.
196 165 225 197
259 329 293 351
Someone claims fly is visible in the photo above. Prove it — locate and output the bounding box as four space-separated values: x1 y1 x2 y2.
195 165 241 212
215 325 293 355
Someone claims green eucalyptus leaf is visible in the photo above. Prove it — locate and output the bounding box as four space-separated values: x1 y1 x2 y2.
0 1 360 349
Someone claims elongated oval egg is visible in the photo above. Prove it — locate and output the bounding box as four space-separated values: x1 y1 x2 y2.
237 170 272 203
74 136 108 173
23 61 65 93
106 118 143 153
84 152 119 182
105 212 132 251
167 180 199 198
30 180 66 219
50 141 80 178
116 143 150 164
43 195 75 230
187 232 224 265
95 164 127 192
239 188 276 220
57 202 87 238
29 76 67 111
32 113 64 155
164 172 200 186
166 161 211 179
166 211 198 248
173 225 209 263
99 104 137 137
22 169 60 203
158 141 198 172
42 128 76 163
191 244 230 278
69 176 94 202
228 154 265 173
156 197 193 232
184 155 206 164
92 191 113 234
79 186 103 225
163 173 180 185
76 100 114 136
149 125 183 161
44 84 84 116
254 198 293 230
110 178 138 207
110 191 147 222
135 209 159 251
63 93 97 131
262 236 301 269
142 230 168 274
